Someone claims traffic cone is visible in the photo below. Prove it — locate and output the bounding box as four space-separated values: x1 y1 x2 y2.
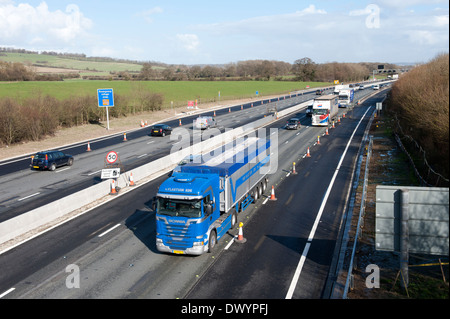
236 222 247 243
140 120 144 127
229 108 231 113
123 133 127 141
306 147 311 157
110 179 117 195
179 119 182 126
338 116 341 123
343 113 346 118
213 111 216 117
269 186 277 201
292 162 297 175
332 121 335 129
145 120 148 126
317 135 321 145
241 105 243 110
129 172 135 186
86 142 92 152
325 127 329 135
251 103 253 107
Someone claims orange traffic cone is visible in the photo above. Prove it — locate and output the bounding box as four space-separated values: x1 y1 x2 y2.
179 119 182 126
110 179 117 195
343 113 346 118
325 127 329 135
86 142 92 152
123 133 127 141
269 186 277 201
129 172 135 186
236 222 247 243
229 108 231 113
213 111 216 117
332 121 335 129
292 162 297 175
140 120 144 127
241 105 243 110
306 147 311 158
317 135 320 145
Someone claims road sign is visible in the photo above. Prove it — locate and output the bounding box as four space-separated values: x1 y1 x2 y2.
97 88 114 130
106 151 118 164
101 168 121 179
97 89 114 107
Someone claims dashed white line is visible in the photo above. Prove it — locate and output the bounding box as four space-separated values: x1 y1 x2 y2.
88 170 102 176
0 288 15 298
137 154 148 158
18 192 40 202
98 224 121 238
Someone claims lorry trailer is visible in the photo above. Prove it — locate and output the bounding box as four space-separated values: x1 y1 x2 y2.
155 137 271 255
311 95 339 126
338 88 354 107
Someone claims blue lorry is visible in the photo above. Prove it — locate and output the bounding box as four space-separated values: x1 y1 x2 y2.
155 137 271 255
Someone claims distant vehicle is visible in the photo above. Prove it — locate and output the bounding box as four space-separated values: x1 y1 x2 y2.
194 116 217 130
338 88 354 108
306 104 313 117
31 150 74 171
311 95 339 126
285 118 301 130
373 84 380 90
151 124 172 136
315 89 324 95
359 85 365 90
334 84 349 94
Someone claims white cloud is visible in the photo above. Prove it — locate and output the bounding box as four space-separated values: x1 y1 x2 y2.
137 6 163 23
176 34 200 51
0 2 92 47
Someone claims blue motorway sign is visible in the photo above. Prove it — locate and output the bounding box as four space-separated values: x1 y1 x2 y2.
97 88 114 107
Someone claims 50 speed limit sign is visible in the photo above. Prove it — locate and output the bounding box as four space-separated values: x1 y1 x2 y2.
106 151 118 164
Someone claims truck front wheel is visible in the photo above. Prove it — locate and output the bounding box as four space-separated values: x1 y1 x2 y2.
208 230 217 253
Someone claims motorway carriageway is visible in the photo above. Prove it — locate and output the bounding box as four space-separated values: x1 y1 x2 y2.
0 90 389 299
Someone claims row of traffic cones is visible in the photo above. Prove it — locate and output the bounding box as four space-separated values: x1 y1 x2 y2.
85 132 130 151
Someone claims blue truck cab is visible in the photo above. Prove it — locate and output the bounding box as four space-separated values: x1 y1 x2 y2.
155 137 270 255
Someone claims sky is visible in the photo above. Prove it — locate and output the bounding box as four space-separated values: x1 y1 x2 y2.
0 0 448 65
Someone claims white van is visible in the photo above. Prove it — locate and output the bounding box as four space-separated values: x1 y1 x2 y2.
194 116 217 130
373 84 380 90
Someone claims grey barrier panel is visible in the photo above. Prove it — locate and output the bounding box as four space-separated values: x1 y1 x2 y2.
375 186 449 255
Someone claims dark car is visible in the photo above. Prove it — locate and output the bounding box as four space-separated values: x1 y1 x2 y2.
316 89 324 95
31 150 74 171
286 118 301 130
150 124 172 136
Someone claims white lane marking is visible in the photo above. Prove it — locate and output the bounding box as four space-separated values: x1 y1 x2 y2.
55 167 70 173
18 192 40 202
137 154 148 159
0 288 15 298
224 236 236 250
262 197 269 205
285 107 371 299
98 224 121 238
88 170 101 176
147 141 155 145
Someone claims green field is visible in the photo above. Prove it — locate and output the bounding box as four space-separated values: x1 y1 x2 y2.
0 80 331 109
0 52 143 73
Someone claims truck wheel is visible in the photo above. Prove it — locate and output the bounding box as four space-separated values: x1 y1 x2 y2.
208 230 217 253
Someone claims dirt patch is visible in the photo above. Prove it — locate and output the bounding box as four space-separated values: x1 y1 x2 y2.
346 113 449 299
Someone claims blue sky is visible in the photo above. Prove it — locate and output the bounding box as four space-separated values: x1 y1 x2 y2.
0 0 448 65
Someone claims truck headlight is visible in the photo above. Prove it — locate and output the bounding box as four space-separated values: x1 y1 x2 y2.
193 241 204 246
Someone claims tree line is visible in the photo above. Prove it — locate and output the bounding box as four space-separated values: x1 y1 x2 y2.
387 53 449 179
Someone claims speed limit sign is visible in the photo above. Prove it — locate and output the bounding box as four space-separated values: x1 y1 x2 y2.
106 151 118 164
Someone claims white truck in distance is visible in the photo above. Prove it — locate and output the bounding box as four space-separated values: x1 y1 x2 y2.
311 95 338 126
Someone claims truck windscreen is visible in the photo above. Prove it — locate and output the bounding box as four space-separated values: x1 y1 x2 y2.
157 198 202 218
